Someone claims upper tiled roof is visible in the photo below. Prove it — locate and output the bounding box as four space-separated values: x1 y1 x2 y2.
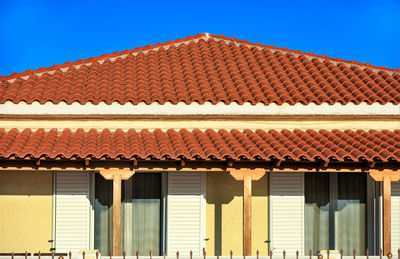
1 33 399 105
0 128 399 162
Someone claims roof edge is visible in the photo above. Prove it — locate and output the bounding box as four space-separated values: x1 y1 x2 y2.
1 32 398 83
208 34 400 73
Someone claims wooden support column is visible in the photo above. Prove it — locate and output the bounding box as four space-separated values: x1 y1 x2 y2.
370 170 400 255
230 169 265 256
100 169 135 256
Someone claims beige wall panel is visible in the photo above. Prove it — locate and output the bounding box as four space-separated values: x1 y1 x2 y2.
0 171 53 252
206 172 268 256
0 119 399 131
252 175 269 255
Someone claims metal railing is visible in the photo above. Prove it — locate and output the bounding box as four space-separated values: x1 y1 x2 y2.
0 249 398 259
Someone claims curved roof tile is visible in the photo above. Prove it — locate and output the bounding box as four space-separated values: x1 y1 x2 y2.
0 128 399 162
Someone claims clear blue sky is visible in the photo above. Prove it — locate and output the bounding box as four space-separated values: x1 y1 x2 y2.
0 0 399 76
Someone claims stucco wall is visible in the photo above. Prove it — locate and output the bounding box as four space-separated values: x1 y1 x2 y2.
0 171 53 252
1 119 398 131
206 172 268 256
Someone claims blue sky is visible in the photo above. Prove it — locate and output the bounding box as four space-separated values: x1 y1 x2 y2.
0 0 399 76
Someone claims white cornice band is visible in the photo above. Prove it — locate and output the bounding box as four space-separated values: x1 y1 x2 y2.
0 101 399 115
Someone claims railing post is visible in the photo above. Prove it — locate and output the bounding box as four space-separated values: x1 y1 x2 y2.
69 251 72 259
340 249 343 259
123 251 126 259
309 250 312 259
203 250 206 259
257 250 259 259
96 251 99 259
366 249 369 259
136 250 139 259
38 251 41 259
163 251 166 259
283 250 286 259
296 250 299 259
353 249 356 259
230 250 233 259
149 251 152 259
25 251 28 259
176 251 179 259
83 251 85 259
11 252 14 259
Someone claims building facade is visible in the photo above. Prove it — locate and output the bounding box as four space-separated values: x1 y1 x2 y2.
0 33 399 256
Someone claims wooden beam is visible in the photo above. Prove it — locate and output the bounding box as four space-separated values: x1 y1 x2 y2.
230 169 266 256
369 170 400 255
369 170 400 182
1 158 398 172
230 169 266 181
100 169 135 180
2 114 399 121
113 173 122 256
383 176 391 255
99 169 135 256
243 174 252 256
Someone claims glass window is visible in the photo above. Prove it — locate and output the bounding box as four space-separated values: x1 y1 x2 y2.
94 174 113 255
305 173 368 255
122 173 162 255
94 173 164 255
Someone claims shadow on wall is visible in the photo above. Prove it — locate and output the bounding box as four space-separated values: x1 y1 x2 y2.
206 172 268 255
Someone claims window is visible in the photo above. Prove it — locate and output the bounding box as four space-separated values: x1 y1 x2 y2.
122 173 163 255
94 173 166 255
304 172 376 255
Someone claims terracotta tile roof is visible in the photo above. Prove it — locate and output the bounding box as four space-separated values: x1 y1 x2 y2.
0 33 399 105
0 128 399 162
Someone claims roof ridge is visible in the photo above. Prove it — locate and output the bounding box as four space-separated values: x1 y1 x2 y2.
0 33 209 82
1 32 398 83
208 34 400 73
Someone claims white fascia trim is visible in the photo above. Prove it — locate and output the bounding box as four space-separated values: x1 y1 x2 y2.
0 101 399 115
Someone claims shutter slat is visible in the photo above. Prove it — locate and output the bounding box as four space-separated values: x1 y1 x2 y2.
167 172 205 256
392 181 400 250
270 172 304 255
55 172 90 254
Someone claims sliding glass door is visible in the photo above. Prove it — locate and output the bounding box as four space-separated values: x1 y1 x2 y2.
122 173 162 255
94 173 164 255
305 173 370 255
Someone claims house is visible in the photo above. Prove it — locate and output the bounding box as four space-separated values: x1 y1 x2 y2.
0 33 399 257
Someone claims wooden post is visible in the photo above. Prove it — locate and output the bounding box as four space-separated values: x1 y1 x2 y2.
230 169 265 256
113 173 122 256
100 169 135 256
243 175 252 255
383 176 391 255
369 170 400 255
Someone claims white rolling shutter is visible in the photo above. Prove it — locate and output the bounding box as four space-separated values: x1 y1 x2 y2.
392 181 400 250
270 172 304 255
167 172 206 256
54 172 91 254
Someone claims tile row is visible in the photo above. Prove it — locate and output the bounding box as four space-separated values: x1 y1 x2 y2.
1 34 399 105
0 128 398 161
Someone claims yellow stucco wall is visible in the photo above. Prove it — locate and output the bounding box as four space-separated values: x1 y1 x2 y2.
0 171 53 252
0 119 399 131
206 172 268 256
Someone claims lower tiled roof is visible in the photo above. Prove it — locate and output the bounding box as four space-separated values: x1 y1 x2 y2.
0 128 399 162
